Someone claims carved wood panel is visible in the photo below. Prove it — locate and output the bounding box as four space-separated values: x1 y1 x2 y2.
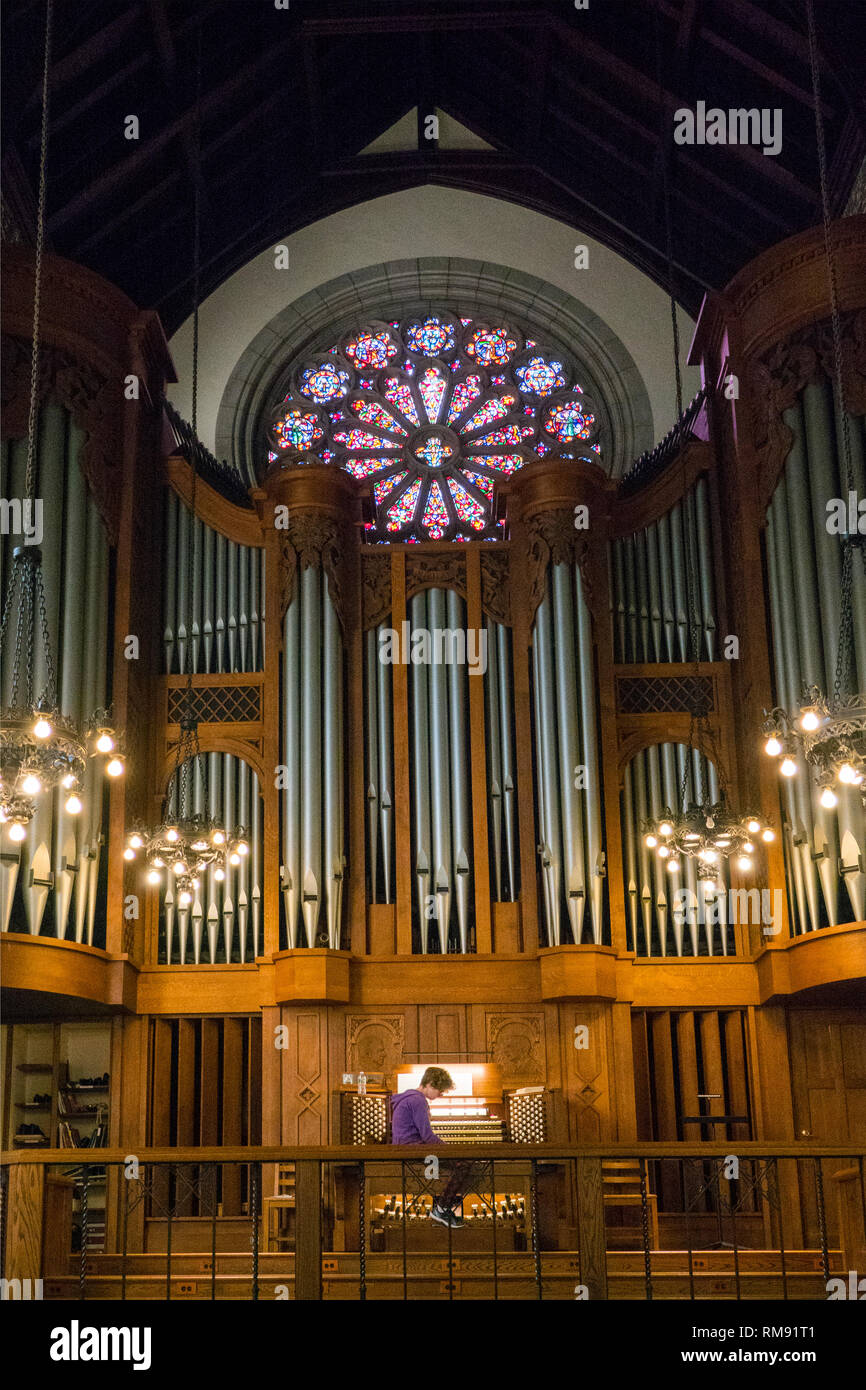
485 1012 545 1086
345 1014 405 1078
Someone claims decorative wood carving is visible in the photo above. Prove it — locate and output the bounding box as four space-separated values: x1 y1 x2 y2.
1 333 121 542
486 1013 544 1084
525 507 592 627
278 512 350 631
346 1014 405 1077
480 549 512 627
405 551 466 602
361 551 392 629
750 309 866 510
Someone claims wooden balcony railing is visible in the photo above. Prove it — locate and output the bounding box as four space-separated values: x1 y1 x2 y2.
2 1144 863 1301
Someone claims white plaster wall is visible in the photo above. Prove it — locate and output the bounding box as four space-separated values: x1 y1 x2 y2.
168 185 700 454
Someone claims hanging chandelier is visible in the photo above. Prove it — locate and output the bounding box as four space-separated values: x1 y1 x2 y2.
761 0 866 814
124 15 247 912
643 801 775 883
123 715 248 906
0 0 124 844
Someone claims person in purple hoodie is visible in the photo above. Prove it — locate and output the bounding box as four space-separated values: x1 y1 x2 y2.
390 1066 468 1228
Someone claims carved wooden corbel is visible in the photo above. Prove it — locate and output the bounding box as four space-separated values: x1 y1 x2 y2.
524 508 593 627
279 511 350 630
361 551 392 630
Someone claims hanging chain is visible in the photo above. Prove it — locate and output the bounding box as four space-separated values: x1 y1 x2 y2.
173 16 206 823
24 0 54 504
806 0 861 706
655 5 706 811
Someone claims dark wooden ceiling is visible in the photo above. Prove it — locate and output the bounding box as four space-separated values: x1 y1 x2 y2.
2 0 864 332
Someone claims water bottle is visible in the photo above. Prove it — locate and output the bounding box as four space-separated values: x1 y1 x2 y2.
357 1071 367 1096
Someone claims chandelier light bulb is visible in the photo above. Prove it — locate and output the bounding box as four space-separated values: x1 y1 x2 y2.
838 763 857 784
172 860 187 876
152 855 165 868
659 821 673 838
106 757 124 778
147 869 161 884
61 772 76 789
764 736 782 757
65 794 83 815
191 877 200 891
9 821 27 842
236 841 249 857
780 757 797 777
644 834 658 848
214 867 225 882
742 842 754 854
658 844 670 858
212 829 226 845
129 833 143 849
747 819 761 834
736 856 752 872
229 851 241 866
95 731 115 753
761 828 775 842
666 858 680 873
32 716 52 739
166 828 179 843
819 787 838 809
21 772 41 795
123 846 135 860
800 710 820 732
178 890 192 907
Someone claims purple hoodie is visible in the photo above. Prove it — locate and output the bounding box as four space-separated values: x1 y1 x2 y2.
390 1089 444 1145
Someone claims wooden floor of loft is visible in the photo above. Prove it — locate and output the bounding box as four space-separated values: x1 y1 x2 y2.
44 1249 843 1301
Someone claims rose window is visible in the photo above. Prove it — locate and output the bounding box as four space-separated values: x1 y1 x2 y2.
269 313 601 542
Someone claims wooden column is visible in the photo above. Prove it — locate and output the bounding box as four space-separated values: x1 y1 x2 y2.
294 1160 322 1299
574 1157 608 1299
465 547 492 954
5 1162 45 1285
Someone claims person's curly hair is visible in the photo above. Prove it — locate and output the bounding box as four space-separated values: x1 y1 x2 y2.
420 1066 455 1093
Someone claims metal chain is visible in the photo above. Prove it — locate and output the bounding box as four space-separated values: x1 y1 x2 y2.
806 0 861 689
36 565 57 707
24 0 54 504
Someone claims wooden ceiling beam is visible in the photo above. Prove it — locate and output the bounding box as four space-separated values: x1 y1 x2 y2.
652 0 832 110
548 12 816 202
47 31 302 233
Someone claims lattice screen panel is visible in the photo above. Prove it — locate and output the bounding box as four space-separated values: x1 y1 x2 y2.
616 675 714 715
167 683 261 724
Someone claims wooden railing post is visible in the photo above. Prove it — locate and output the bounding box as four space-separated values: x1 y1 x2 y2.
5 1162 45 1286
832 1167 866 1275
294 1159 322 1300
575 1157 608 1300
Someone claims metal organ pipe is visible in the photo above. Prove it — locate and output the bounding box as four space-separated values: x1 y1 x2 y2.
575 565 604 940
533 591 563 946
446 589 472 953
764 394 866 931
409 594 433 951
281 593 301 947
300 564 322 946
551 564 585 944
496 622 518 902
427 588 453 949
365 628 380 903
376 627 394 906
484 615 503 899
323 581 343 949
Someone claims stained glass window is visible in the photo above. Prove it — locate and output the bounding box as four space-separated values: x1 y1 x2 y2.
297 360 352 404
542 396 596 443
270 313 600 541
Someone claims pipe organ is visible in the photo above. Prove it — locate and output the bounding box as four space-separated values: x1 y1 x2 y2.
620 743 730 957
163 490 265 675
531 560 605 946
1 405 110 945
765 386 866 930
608 478 718 664
2 223 865 1223
280 564 345 949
